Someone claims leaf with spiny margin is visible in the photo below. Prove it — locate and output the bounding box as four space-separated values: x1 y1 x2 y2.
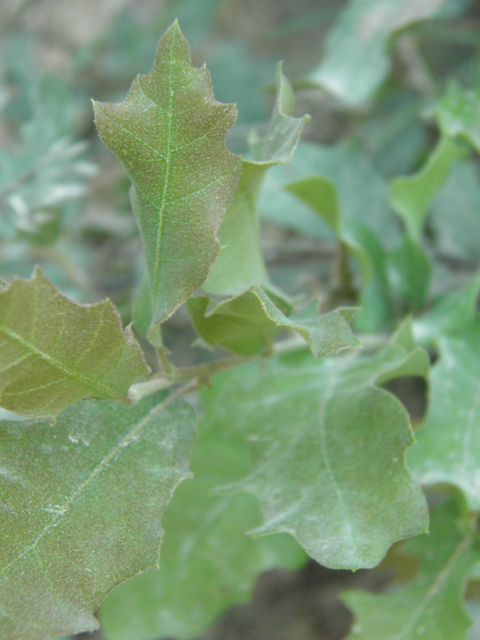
0 267 149 420
390 135 467 242
187 286 360 357
343 495 480 640
100 387 305 640
307 0 454 106
204 64 309 297
0 391 196 640
284 175 394 331
206 320 429 569
93 22 242 342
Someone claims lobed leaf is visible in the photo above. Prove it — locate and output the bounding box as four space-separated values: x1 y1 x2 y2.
343 496 480 640
205 321 429 569
0 392 196 640
204 64 309 297
0 267 149 420
93 22 242 341
100 388 305 640
187 285 360 357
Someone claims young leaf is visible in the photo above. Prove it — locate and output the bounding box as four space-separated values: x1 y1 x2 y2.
203 64 309 297
307 0 453 106
409 322 480 510
343 496 480 640
100 389 305 640
0 391 196 640
390 135 467 242
187 286 360 357
0 267 149 420
206 321 429 570
93 22 242 341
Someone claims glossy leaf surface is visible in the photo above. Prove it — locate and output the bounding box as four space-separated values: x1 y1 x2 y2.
0 392 196 640
343 497 480 640
207 322 429 569
204 65 309 296
0 267 149 420
187 286 360 357
94 22 242 338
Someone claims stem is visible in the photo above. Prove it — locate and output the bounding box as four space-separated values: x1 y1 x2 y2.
332 240 356 300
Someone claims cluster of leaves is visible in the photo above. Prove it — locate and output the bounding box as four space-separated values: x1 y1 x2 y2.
2 0 480 639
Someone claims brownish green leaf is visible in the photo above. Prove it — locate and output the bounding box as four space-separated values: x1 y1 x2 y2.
0 267 149 420
93 22 242 341
0 391 196 640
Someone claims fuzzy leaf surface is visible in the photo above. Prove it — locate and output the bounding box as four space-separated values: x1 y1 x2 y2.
187 286 360 357
100 388 305 640
94 22 242 338
433 82 480 152
343 497 480 640
207 322 429 569
308 0 451 106
0 267 149 419
204 65 309 296
0 392 196 640
409 324 480 509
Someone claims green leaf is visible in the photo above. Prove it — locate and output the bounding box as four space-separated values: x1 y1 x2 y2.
0 267 149 420
284 174 394 331
0 391 196 640
308 0 452 106
431 160 480 261
409 322 480 510
260 140 400 247
390 135 467 242
413 272 480 346
343 496 480 640
432 81 480 152
206 321 429 570
100 388 305 640
187 286 360 357
203 64 309 297
93 22 242 340
387 235 431 311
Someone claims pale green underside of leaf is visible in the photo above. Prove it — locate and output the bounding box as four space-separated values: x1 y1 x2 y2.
0 267 149 420
390 135 467 242
187 285 360 357
308 0 451 106
93 22 242 339
0 392 196 640
206 321 429 570
100 388 305 640
409 324 480 510
343 497 480 640
204 64 309 297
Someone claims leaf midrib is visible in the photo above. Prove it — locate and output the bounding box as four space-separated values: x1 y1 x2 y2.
0 395 176 581
0 325 121 400
392 535 472 640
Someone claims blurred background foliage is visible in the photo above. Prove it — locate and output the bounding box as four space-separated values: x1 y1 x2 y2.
2 0 480 638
